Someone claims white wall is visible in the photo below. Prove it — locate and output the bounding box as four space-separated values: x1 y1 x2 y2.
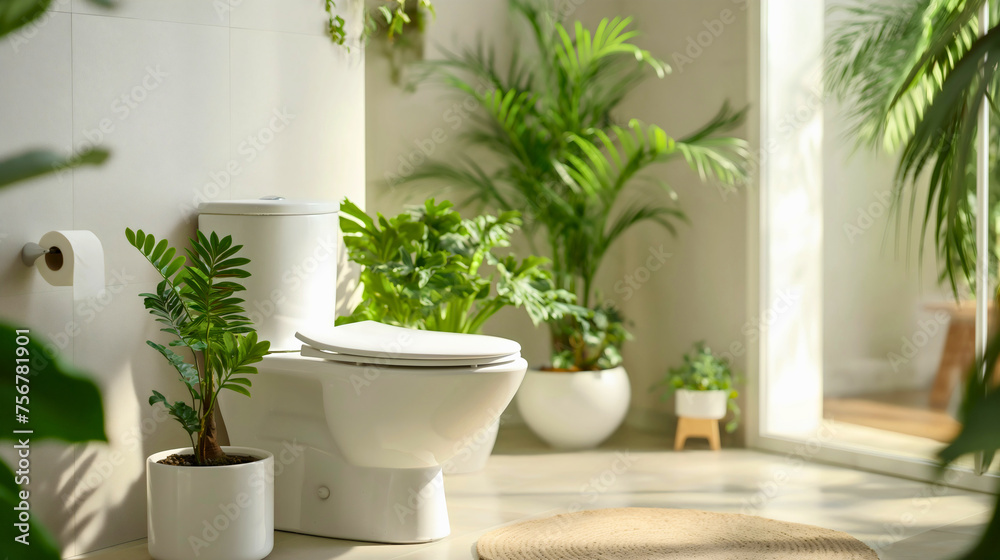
613 0 751 434
0 1 364 555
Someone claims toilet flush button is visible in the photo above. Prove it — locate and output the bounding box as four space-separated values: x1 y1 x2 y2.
317 486 330 500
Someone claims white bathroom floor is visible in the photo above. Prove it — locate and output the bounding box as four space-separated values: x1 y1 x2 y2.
74 448 994 560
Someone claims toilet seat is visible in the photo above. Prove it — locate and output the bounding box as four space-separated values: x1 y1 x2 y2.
295 320 522 368
299 345 521 367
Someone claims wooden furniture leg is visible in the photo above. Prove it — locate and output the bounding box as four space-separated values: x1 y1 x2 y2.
674 417 721 451
930 319 975 409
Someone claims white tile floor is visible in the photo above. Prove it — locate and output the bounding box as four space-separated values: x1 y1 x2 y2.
74 448 994 560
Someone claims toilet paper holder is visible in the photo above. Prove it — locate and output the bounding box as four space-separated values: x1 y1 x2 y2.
21 242 63 268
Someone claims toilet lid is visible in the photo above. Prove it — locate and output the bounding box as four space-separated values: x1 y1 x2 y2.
295 321 522 367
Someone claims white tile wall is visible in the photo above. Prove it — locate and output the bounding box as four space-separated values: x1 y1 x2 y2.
615 0 751 422
72 0 226 27
49 0 72 13
0 12 73 297
230 0 331 37
230 27 364 201
71 14 231 286
0 1 364 554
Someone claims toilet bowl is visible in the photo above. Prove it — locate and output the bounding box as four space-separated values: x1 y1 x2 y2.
199 199 527 543
219 325 526 543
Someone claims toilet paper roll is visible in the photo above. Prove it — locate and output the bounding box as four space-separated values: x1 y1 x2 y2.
36 230 105 301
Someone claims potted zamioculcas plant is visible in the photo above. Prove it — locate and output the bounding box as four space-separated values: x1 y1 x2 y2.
338 198 574 471
407 1 749 449
126 229 273 560
653 342 741 434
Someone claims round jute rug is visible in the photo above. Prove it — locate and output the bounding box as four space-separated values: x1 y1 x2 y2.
477 508 879 559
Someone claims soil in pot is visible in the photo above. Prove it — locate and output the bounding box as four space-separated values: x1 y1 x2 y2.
157 453 260 467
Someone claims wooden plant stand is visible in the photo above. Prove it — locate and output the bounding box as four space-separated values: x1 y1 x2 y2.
674 417 721 451
926 301 998 410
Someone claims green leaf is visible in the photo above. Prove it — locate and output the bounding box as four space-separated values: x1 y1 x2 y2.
0 323 107 443
0 0 51 39
150 391 199 435
824 0 999 295
150 238 168 263
0 148 109 189
145 341 201 397
223 384 251 397
0 458 61 560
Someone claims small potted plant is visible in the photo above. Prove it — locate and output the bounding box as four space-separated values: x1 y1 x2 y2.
126 229 273 560
338 198 574 472
653 342 741 433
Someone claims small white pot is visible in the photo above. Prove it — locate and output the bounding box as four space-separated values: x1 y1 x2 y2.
443 418 500 475
147 446 274 560
516 366 630 450
675 389 728 419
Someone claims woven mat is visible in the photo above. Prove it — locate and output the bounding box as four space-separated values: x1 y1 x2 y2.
477 508 879 559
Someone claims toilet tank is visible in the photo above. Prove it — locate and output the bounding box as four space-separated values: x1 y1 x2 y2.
198 198 339 351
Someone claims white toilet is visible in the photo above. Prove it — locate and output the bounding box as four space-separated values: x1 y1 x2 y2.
198 198 526 544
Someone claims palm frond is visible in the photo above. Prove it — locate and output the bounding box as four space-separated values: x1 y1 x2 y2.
402 0 747 311
552 17 669 81
825 0 980 151
827 0 1000 294
895 23 1000 293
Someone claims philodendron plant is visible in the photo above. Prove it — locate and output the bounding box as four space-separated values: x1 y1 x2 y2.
653 342 741 432
126 229 270 465
549 304 631 371
338 198 575 333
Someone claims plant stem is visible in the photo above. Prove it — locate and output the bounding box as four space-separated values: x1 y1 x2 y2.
196 304 224 464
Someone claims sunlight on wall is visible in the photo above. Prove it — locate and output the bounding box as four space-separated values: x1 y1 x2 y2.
761 0 824 438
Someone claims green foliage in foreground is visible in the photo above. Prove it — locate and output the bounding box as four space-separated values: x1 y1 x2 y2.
0 1 115 557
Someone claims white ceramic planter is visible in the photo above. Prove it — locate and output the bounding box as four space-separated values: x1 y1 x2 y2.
443 417 500 475
675 389 728 419
516 366 630 449
147 446 274 560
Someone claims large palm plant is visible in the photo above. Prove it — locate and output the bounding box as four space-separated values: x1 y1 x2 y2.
407 0 749 369
826 0 1000 294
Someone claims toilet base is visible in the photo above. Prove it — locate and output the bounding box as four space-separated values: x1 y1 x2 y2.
275 445 451 544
